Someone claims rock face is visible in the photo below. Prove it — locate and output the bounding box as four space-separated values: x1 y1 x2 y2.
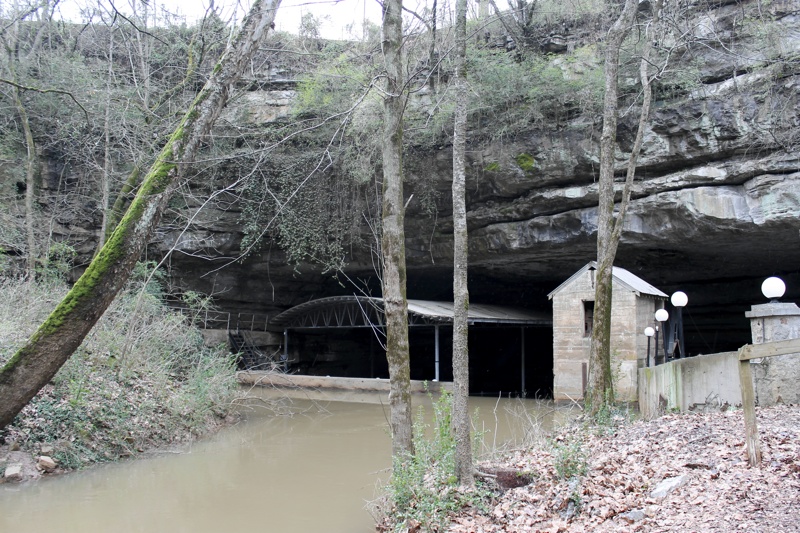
13 0 799 357
156 0 799 357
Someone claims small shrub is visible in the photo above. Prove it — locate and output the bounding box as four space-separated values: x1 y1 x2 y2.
552 436 587 480
383 391 491 532
36 242 76 282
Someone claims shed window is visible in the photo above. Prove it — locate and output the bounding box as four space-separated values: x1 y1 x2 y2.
583 300 595 337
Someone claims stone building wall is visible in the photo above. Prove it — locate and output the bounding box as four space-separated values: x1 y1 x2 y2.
552 270 662 402
746 302 800 405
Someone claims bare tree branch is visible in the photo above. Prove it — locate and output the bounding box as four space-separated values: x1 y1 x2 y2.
0 77 90 125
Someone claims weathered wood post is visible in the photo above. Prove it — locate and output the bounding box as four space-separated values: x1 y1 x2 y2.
737 344 761 467
738 338 800 467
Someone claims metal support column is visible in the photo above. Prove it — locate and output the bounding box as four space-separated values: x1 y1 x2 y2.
282 328 289 371
370 333 375 378
521 327 526 397
434 325 440 382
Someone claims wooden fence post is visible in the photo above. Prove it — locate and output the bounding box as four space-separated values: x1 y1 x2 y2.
737 348 761 467
737 338 800 468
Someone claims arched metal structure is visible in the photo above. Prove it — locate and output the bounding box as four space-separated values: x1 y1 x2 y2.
270 296 551 393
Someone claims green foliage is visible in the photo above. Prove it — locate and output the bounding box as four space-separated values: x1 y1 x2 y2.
239 149 367 273
129 260 168 298
467 47 604 140
384 391 491 532
515 153 537 173
0 269 238 470
552 435 587 480
531 0 609 26
35 242 76 283
293 47 377 120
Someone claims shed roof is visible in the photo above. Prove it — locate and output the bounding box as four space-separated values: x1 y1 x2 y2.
547 262 668 300
270 296 551 329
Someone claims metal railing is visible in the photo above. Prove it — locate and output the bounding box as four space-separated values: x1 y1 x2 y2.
169 306 272 333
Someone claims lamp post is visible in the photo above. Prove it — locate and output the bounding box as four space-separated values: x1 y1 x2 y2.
655 308 669 364
671 291 688 358
644 326 655 367
762 276 785 302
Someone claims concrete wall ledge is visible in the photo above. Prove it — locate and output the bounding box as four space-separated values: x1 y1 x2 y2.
237 372 453 393
638 351 741 419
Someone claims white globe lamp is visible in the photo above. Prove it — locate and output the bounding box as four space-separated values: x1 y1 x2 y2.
644 326 655 367
761 277 785 301
655 308 669 322
671 291 688 308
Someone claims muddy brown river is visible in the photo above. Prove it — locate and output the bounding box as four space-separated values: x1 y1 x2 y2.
0 389 575 533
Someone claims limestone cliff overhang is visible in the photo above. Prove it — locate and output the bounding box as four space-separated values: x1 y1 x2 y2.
270 295 551 330
546 261 668 301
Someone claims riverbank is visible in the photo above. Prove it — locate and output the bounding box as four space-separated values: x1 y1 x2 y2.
0 274 239 481
445 404 800 532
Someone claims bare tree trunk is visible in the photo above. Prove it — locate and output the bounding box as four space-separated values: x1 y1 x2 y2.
14 87 38 278
5 11 39 278
428 0 437 92
97 23 115 253
588 0 664 413
133 0 152 111
609 0 663 252
479 0 488 19
380 0 414 459
587 0 638 413
451 0 473 487
0 0 282 430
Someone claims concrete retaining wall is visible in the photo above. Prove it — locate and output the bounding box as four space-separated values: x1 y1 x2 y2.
238 372 452 393
638 352 742 418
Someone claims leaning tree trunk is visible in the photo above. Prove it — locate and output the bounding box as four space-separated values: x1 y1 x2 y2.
0 0 282 430
451 0 473 487
381 0 414 459
587 0 638 413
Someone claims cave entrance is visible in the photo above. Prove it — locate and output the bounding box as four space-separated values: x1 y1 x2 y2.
407 324 553 398
270 296 553 398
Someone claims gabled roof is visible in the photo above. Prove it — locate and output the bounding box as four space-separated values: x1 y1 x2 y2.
547 262 668 300
270 295 551 329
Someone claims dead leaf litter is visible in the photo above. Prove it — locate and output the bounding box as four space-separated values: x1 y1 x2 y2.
447 405 800 533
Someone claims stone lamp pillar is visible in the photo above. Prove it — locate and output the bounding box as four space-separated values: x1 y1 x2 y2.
745 288 800 405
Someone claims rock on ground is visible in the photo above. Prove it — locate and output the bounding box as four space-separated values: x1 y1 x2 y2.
1 450 41 483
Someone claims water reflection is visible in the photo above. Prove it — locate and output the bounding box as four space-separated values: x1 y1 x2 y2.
0 388 577 533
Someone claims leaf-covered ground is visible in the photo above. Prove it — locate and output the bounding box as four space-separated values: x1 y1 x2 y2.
448 405 800 533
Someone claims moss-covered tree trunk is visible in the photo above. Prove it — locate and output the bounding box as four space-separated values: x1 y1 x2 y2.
381 0 414 459
451 0 473 487
0 0 282 430
588 0 662 413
